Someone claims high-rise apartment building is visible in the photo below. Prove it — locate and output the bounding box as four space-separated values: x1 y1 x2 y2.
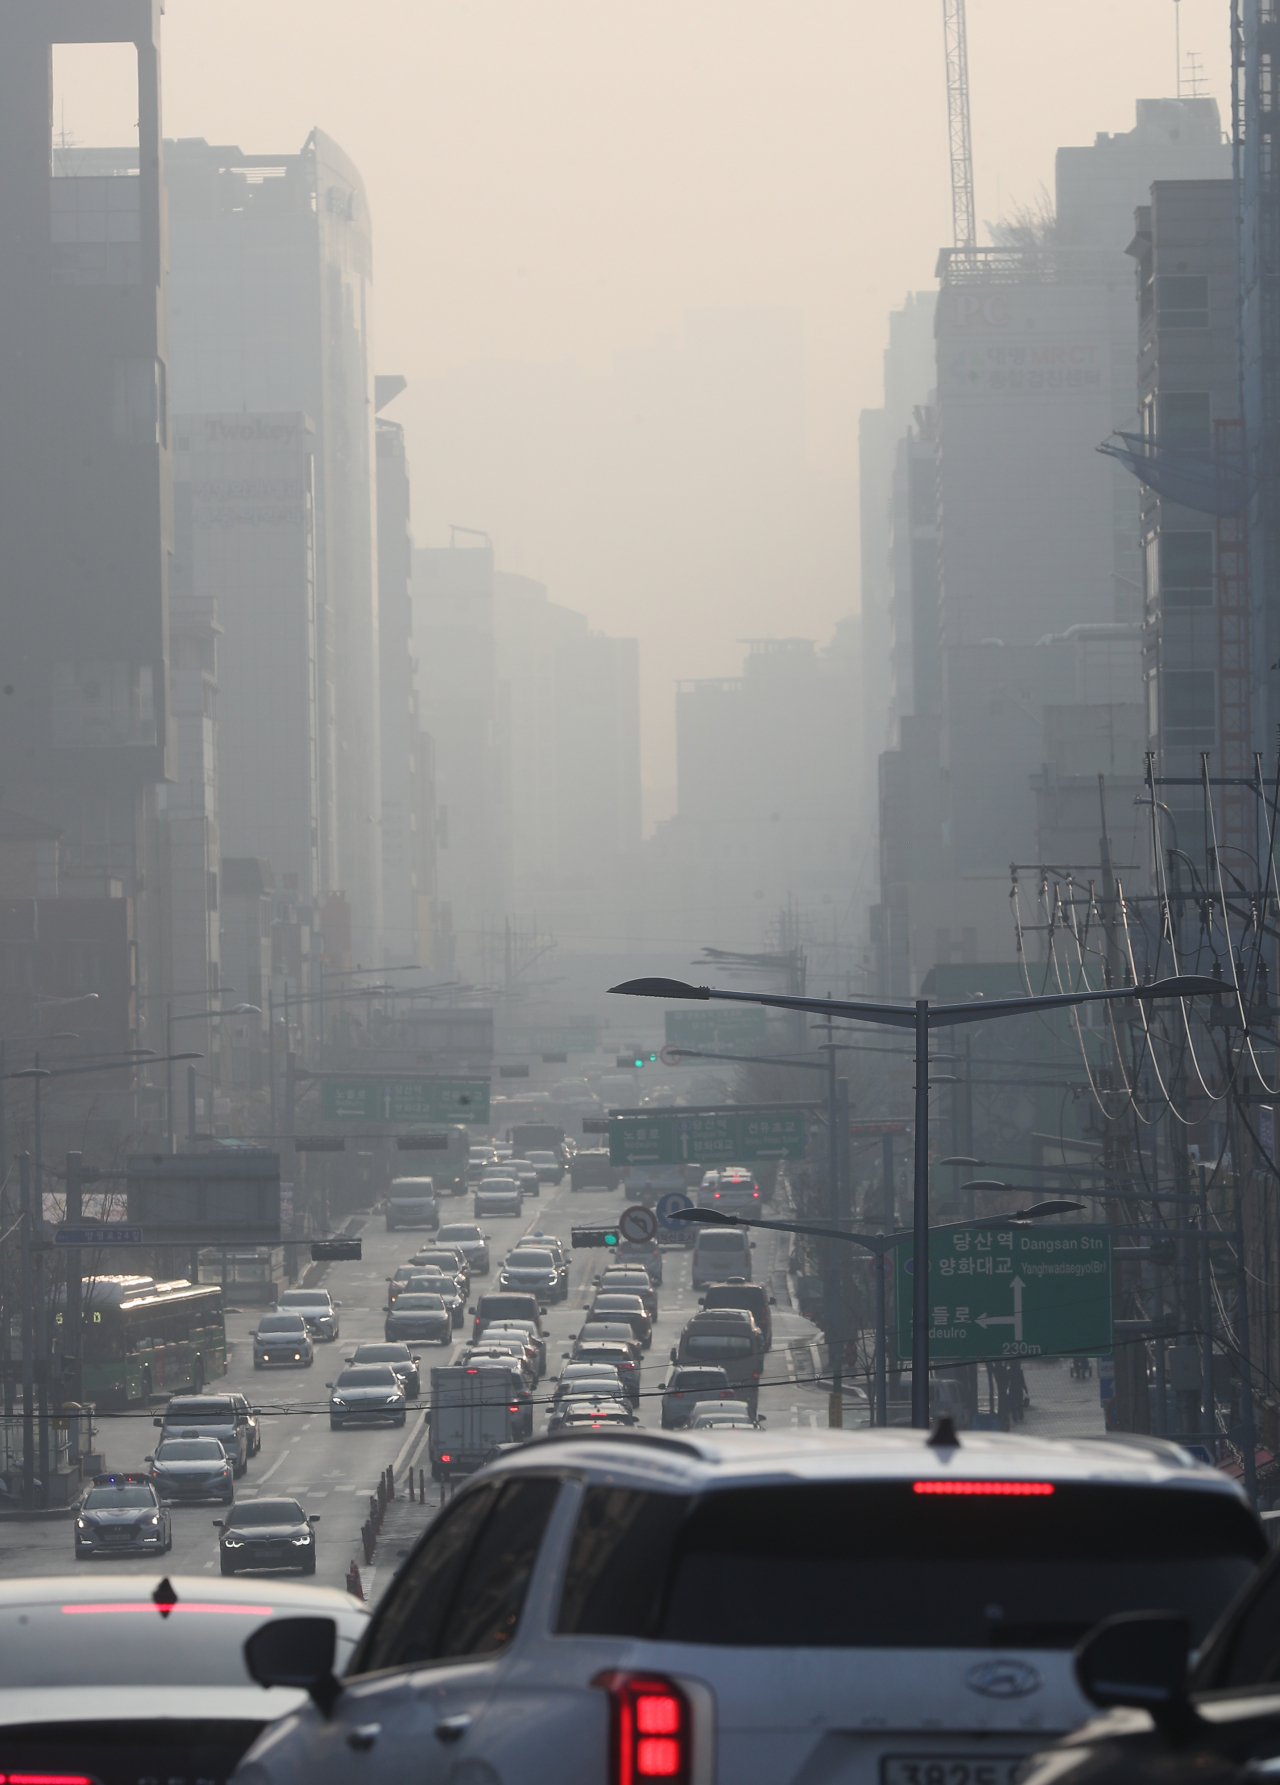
0 2 171 990
165 134 382 965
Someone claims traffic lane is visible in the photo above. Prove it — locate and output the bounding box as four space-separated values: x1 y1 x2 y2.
533 1183 830 1431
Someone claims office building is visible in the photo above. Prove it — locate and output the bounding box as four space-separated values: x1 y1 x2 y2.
0 3 171 1022
165 134 382 966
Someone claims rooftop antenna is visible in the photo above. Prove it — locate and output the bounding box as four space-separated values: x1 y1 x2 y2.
1175 0 1182 98
1185 48 1206 98
943 0 976 249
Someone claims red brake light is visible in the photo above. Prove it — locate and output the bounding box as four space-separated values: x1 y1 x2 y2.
3 1775 99 1784
440 1452 452 1462
594 1671 691 1785
913 1480 1055 1496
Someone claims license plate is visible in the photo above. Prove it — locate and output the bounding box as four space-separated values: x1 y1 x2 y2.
102 1528 132 1542
882 1756 1027 1785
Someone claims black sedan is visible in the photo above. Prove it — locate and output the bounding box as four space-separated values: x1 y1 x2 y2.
145 1436 236 1503
327 1364 408 1430
384 1291 453 1346
214 1497 319 1575
347 1341 422 1398
75 1473 171 1559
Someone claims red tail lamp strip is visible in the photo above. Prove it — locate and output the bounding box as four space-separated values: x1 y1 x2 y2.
913 1481 1055 1497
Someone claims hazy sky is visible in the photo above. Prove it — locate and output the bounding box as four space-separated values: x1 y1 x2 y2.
60 0 1231 813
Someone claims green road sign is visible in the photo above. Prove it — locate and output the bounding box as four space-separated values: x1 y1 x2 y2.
896 1224 1112 1362
609 1106 810 1166
320 1078 490 1124
664 1008 767 1049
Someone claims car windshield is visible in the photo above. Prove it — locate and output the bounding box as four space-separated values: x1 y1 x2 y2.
697 1233 748 1252
414 1254 461 1270
671 1371 728 1389
684 1334 755 1358
394 1295 445 1310
353 1345 410 1362
83 1486 154 1509
337 1367 398 1386
406 1273 450 1288
440 1227 482 1243
279 1291 329 1306
258 1315 306 1332
555 1482 1264 1648
507 1251 553 1268
225 1499 305 1527
157 1440 225 1460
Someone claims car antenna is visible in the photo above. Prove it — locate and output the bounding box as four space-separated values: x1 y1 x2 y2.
926 1415 960 1449
152 1576 179 1618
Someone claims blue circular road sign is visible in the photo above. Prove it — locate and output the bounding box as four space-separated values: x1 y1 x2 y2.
656 1191 693 1230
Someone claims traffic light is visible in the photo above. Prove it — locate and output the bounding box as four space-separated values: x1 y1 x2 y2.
615 1048 659 1068
571 1227 620 1248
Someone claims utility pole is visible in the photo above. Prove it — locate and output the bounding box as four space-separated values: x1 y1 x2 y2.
18 1154 34 1512
65 1150 82 1405
824 1032 844 1427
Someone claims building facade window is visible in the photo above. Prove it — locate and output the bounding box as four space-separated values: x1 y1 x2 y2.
1162 669 1216 745
1160 531 1214 606
1158 391 1212 453
1156 274 1209 329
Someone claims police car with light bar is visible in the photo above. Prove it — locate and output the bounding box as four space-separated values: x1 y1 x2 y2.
75 1473 171 1559
232 1427 1264 1785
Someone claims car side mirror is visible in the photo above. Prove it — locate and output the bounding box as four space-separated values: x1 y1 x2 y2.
562 1351 571 1359
423 1410 432 1424
324 1382 333 1390
334 1301 343 1309
670 1347 678 1363
153 1417 163 1427
251 1408 263 1416
244 1616 342 1717
1075 1612 1197 1738
768 1295 777 1305
144 1454 154 1463
308 1514 321 1522
468 1305 476 1315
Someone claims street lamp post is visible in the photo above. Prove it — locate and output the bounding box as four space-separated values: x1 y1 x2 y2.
166 1004 260 1152
610 972 1223 1428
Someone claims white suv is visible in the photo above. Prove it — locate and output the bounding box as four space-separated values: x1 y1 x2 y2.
235 1429 1263 1785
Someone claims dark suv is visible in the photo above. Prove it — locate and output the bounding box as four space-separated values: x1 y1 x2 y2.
700 1279 775 1349
154 1395 251 1476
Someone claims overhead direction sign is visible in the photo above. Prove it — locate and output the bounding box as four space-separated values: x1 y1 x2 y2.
664 1009 767 1049
896 1224 1113 1362
609 1106 810 1166
320 1078 490 1125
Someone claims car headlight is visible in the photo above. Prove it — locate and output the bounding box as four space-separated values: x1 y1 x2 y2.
331 1396 346 1407
291 1534 313 1546
222 1537 245 1549
76 1517 89 1530
146 1514 161 1527
385 1395 402 1405
220 1466 231 1476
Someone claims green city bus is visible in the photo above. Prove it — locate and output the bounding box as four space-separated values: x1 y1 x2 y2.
55 1276 227 1408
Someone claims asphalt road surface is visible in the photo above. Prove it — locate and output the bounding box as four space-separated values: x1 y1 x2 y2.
0 1173 829 1586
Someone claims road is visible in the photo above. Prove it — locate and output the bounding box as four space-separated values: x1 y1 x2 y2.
0 1172 828 1586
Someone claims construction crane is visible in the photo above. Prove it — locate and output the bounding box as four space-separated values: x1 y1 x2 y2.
942 0 976 249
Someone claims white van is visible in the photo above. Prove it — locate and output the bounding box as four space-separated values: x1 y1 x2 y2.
692 1224 753 1286
385 1177 438 1232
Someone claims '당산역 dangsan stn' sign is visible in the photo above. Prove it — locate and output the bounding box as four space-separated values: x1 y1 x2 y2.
896 1225 1113 1362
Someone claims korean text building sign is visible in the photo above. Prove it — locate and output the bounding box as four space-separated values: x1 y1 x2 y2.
896 1224 1112 1362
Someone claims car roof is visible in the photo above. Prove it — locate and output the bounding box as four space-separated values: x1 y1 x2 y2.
474 1428 1253 1497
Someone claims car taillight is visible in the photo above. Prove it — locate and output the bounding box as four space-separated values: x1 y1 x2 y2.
594 1671 691 1785
440 1453 452 1462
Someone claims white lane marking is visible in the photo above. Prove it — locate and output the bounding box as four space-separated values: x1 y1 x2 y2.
257 1456 285 1482
790 1405 800 1427
203 1557 215 1570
